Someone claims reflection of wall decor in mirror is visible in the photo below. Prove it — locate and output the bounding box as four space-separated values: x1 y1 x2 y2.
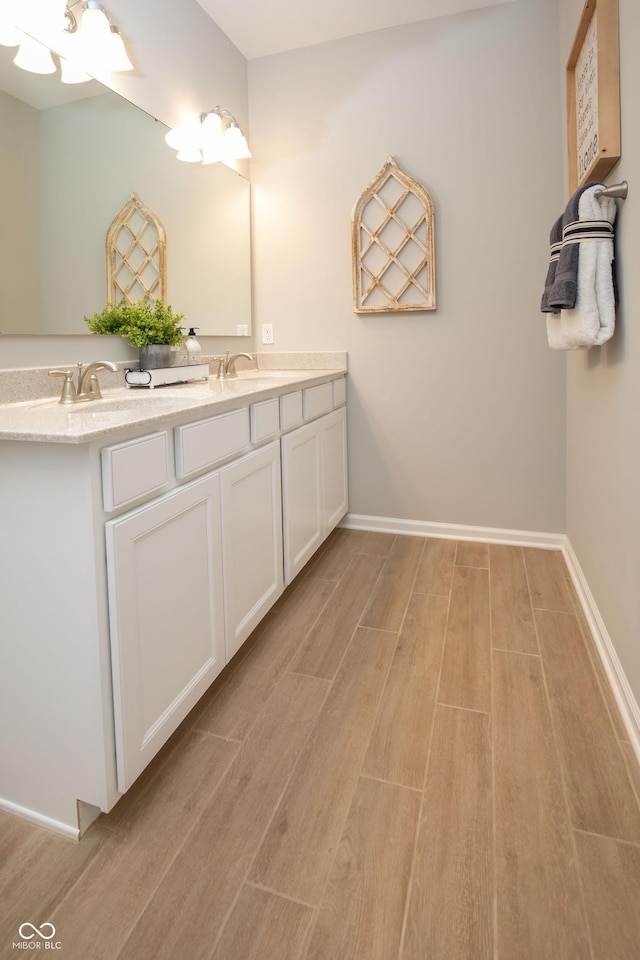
107 193 167 305
0 42 251 337
352 156 435 314
566 0 620 193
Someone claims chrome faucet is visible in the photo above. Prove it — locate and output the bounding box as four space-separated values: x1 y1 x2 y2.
48 360 119 404
212 351 254 380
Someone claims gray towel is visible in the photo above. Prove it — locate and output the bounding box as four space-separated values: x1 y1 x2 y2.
540 215 563 313
548 181 600 311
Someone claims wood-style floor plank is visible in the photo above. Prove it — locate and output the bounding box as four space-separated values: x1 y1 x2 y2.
360 535 425 633
362 593 448 789
489 544 537 655
359 531 398 557
535 609 640 843
493 649 590 960
565 577 629 741
249 627 397 905
438 566 491 714
575 830 640 960
50 731 239 960
211 885 314 960
621 741 640 803
306 528 372 580
0 811 108 935
455 540 489 568
194 575 335 740
522 547 573 612
401 705 493 960
116 672 329 960
412 537 456 597
305 777 420 960
291 554 385 679
2 532 639 960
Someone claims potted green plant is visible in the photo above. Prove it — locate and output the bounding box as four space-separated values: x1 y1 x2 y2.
84 299 186 369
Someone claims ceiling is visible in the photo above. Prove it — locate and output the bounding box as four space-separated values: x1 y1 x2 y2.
195 0 515 60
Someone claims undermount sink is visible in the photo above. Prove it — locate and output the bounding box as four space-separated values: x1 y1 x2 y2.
236 370 299 380
31 393 185 413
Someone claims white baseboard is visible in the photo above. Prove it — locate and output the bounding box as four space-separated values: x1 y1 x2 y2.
562 537 640 765
0 796 80 840
341 513 565 550
341 513 640 767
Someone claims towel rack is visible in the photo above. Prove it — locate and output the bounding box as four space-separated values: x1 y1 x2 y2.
594 181 628 199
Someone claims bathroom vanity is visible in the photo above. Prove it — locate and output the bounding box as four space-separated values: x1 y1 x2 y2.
0 363 347 837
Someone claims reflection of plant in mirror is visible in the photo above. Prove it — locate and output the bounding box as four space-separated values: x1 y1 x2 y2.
84 300 186 346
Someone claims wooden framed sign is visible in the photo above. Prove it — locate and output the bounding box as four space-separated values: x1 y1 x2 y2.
566 0 620 193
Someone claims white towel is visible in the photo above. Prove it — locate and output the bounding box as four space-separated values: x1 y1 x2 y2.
546 186 617 350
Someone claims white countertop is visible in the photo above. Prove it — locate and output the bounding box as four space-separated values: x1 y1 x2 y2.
0 369 345 444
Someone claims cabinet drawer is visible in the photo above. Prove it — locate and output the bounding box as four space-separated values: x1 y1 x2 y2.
279 391 303 431
102 432 170 512
303 382 333 421
250 398 280 443
175 408 250 479
332 377 346 407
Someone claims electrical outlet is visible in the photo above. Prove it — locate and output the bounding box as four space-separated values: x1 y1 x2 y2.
261 323 274 344
236 324 249 336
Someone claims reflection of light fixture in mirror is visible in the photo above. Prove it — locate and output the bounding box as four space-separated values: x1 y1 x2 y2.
14 35 56 73
60 56 91 83
165 107 252 165
65 0 133 73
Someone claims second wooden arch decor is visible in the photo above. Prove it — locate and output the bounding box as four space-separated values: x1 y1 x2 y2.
352 156 435 313
106 192 166 305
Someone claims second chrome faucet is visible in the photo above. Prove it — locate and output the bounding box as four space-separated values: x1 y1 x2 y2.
212 351 254 380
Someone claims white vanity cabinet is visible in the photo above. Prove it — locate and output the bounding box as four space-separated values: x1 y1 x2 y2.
281 405 348 583
0 368 347 838
105 474 225 792
220 441 284 659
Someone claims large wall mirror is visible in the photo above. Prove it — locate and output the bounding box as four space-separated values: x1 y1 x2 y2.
0 45 251 337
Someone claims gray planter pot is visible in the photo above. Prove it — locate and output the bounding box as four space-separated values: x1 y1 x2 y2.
139 344 171 370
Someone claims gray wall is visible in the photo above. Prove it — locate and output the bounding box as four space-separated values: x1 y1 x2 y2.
249 0 566 532
561 0 640 708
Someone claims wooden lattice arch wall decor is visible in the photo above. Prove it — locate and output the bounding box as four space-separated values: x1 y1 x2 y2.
352 157 435 313
106 193 166 304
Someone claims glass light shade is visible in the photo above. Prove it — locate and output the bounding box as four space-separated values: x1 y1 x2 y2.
106 26 133 72
176 144 202 163
200 111 223 164
223 123 252 160
164 127 184 150
201 111 222 139
75 2 132 73
201 144 222 165
14 36 56 73
60 57 91 83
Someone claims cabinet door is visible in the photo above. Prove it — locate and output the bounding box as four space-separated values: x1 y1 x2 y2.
321 406 349 536
281 418 323 584
220 441 284 660
105 475 224 793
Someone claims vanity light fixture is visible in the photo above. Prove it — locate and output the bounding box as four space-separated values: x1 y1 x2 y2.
64 0 133 73
165 107 252 166
1 0 133 78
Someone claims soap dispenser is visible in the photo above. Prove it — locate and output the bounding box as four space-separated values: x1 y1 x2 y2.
185 327 202 365
171 329 189 367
